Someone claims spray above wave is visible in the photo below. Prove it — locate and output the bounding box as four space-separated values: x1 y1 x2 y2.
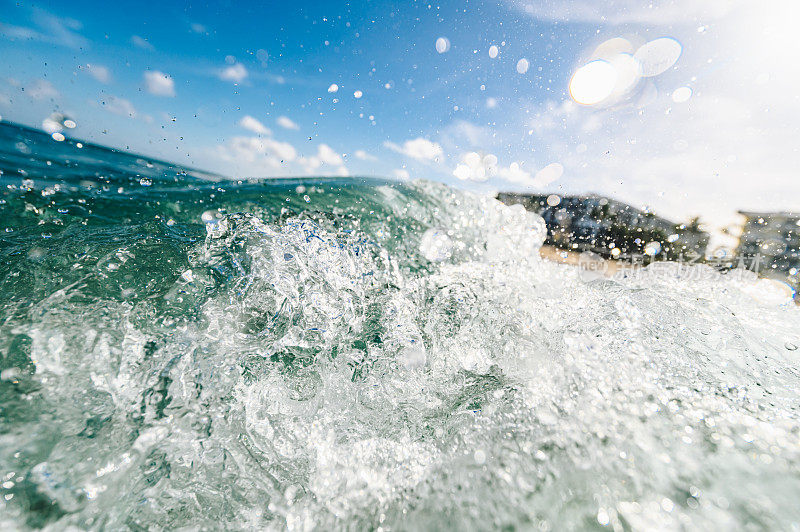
1 124 800 530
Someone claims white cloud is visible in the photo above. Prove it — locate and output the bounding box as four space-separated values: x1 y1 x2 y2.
277 115 299 130
0 12 87 49
144 71 175 97
238 115 270 135
297 144 346 174
438 120 496 155
317 144 343 165
394 169 411 180
131 35 155 51
216 136 297 171
0 24 40 42
27 79 59 100
219 63 248 83
86 64 110 84
511 0 735 25
101 96 136 118
384 137 443 161
354 149 377 161
46 15 85 48
496 163 534 185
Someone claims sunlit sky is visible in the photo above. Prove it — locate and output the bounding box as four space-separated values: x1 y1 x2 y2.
1 0 798 235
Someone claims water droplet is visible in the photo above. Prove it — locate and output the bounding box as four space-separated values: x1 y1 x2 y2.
534 163 564 186
420 228 453 262
201 210 221 223
644 241 662 256
597 508 610 526
672 86 692 103
569 60 617 105
634 37 682 77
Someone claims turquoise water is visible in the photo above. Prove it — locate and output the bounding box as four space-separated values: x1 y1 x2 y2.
2 122 800 530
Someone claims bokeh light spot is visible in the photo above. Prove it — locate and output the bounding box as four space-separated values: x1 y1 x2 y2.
634 37 682 77
672 86 692 102
569 60 617 105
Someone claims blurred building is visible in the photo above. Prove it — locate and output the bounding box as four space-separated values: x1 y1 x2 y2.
497 193 709 261
735 211 800 289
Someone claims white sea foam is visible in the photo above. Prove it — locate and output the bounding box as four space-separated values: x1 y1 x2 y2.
5 181 800 529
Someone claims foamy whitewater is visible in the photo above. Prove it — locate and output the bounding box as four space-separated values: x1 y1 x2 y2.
1 123 799 530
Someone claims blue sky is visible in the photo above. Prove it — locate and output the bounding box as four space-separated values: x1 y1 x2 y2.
0 0 584 180
1 0 799 238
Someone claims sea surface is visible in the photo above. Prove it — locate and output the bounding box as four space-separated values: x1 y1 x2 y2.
1 121 800 530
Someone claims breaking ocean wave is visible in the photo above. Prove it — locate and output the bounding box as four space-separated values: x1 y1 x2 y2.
1 122 800 530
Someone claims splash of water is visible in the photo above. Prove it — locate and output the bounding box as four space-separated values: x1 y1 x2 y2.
1 124 799 530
